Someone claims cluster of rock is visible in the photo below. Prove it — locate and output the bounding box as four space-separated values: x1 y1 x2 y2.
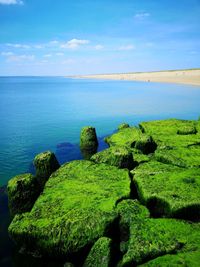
7 119 200 266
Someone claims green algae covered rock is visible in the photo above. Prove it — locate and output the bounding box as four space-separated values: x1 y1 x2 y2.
7 173 39 216
9 160 130 257
118 123 130 130
83 237 112 267
91 146 134 170
117 200 200 266
34 151 60 188
105 127 143 148
80 126 98 150
139 119 200 148
139 250 200 267
132 161 200 219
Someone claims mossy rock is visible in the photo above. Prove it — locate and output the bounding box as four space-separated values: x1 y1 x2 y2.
83 237 112 267
9 160 130 257
155 146 200 168
132 161 200 219
117 200 200 266
7 173 39 216
139 250 200 267
91 146 135 170
80 126 98 150
177 125 197 135
118 123 130 130
105 127 150 149
34 151 60 188
132 149 150 165
134 135 157 155
139 119 200 148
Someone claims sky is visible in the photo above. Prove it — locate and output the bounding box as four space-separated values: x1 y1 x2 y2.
0 0 200 76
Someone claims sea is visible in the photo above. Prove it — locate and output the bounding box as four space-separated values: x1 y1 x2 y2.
0 76 200 266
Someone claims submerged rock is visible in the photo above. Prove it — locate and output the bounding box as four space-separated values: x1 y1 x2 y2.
9 160 130 258
34 151 60 188
91 146 135 170
7 173 39 216
83 237 112 267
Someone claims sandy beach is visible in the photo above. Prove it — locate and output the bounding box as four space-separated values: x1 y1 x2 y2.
77 69 200 86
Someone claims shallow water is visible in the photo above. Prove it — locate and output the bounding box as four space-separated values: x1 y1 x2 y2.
0 77 200 266
1 76 200 186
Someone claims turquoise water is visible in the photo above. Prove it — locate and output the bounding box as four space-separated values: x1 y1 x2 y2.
0 76 200 186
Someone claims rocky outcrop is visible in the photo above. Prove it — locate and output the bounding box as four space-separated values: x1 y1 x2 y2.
80 126 98 159
7 118 200 266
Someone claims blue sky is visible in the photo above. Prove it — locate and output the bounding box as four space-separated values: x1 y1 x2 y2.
0 0 200 76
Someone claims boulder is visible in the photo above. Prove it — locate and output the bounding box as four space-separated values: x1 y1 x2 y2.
132 161 200 219
118 123 130 130
83 237 112 267
7 173 39 216
34 151 60 188
80 127 98 150
117 200 200 266
9 160 130 258
91 146 135 170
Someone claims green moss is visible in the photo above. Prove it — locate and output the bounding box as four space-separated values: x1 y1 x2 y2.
9 160 130 257
139 250 200 267
117 200 200 266
132 161 200 219
7 173 39 216
83 237 112 267
104 127 143 148
91 146 134 169
177 125 197 135
34 151 60 188
118 123 130 130
139 119 200 148
80 126 98 149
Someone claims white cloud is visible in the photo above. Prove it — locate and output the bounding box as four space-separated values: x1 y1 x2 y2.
55 52 64 56
1 51 14 56
6 54 35 62
6 43 30 49
61 59 76 64
134 12 150 19
49 40 59 45
118 45 135 51
34 45 43 49
61 39 90 49
43 54 52 58
0 0 23 5
94 45 104 50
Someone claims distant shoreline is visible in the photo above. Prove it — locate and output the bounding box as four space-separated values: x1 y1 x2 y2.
74 69 200 86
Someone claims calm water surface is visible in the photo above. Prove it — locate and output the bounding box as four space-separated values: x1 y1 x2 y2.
0 76 200 266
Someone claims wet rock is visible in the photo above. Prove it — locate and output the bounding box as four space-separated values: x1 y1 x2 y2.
80 126 98 150
34 151 60 188
83 237 112 267
7 173 39 216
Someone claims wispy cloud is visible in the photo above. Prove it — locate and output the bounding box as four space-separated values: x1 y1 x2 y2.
118 45 135 51
61 39 90 49
6 43 30 49
134 12 150 19
43 54 52 58
6 54 35 62
0 0 23 5
94 45 104 50
1 51 14 56
55 52 64 56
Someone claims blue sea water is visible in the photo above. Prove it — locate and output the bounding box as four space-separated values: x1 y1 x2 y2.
0 76 200 266
0 76 200 186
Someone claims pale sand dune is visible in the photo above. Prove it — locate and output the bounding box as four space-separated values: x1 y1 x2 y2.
76 69 200 86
